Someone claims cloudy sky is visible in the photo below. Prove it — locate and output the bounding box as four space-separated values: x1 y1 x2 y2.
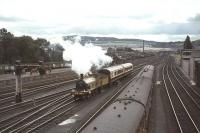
0 0 200 41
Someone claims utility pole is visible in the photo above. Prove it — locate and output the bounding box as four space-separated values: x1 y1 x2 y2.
15 60 22 103
143 40 145 54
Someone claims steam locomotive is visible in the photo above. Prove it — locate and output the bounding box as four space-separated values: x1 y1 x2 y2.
71 63 133 100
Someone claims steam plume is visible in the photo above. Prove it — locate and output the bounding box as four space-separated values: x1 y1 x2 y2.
51 36 112 75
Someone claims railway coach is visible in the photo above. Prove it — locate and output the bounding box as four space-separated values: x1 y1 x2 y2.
98 63 133 83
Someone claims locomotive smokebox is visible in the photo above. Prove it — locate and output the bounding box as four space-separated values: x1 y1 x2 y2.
80 74 84 79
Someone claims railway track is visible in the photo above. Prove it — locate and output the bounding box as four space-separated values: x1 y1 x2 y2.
0 93 77 133
0 78 77 108
0 74 118 132
0 72 77 94
0 88 74 119
0 92 71 130
0 76 71 96
172 65 200 109
0 77 71 99
162 62 200 133
174 66 200 99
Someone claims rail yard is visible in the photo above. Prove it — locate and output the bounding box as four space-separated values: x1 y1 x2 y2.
0 49 200 133
1 0 200 132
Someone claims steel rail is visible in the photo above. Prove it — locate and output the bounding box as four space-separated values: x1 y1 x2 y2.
170 65 200 110
166 64 200 133
11 98 75 133
0 88 73 115
162 64 183 133
174 65 200 98
0 79 77 106
0 94 72 133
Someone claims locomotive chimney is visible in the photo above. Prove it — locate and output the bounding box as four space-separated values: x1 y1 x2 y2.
80 74 84 79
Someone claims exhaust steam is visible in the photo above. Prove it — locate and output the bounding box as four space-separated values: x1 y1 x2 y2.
51 36 112 75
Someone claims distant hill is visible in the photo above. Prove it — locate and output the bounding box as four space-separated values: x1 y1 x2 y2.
63 35 143 44
63 35 200 49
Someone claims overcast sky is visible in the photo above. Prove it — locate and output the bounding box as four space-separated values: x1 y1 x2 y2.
0 0 200 42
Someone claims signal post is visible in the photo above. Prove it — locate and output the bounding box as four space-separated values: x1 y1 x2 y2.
15 60 22 103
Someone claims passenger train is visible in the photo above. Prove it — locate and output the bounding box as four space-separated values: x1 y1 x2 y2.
71 63 133 100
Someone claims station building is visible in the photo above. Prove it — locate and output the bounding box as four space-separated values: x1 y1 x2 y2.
181 49 200 86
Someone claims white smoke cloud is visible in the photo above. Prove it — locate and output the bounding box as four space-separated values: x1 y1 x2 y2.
50 36 112 75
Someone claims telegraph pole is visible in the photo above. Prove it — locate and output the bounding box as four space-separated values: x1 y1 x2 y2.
143 40 145 54
15 60 22 103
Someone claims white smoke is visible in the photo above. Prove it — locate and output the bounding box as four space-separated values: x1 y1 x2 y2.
50 36 112 75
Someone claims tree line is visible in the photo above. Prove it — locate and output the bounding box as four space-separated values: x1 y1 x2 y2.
0 28 64 64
